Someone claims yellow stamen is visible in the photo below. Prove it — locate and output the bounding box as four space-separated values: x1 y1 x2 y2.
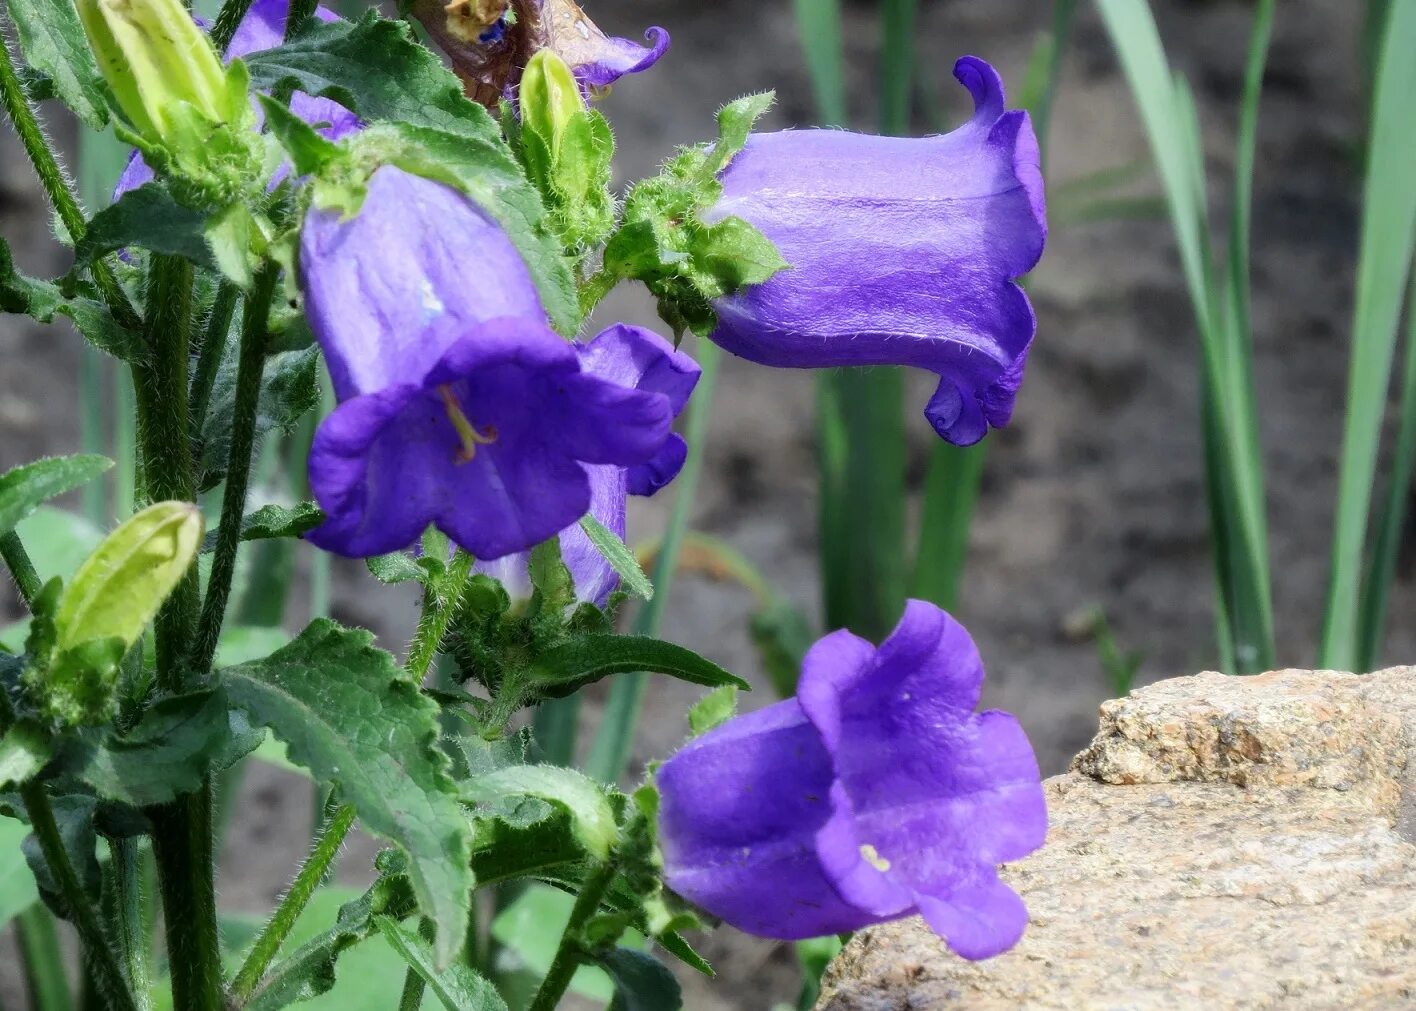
859 843 892 873
437 384 498 464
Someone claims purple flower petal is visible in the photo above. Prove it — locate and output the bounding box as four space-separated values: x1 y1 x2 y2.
227 0 340 59
299 166 545 399
708 55 1046 445
566 26 671 89
658 600 1046 957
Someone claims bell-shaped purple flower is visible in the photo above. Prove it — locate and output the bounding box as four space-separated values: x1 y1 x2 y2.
707 56 1046 446
657 600 1046 958
113 0 358 198
299 166 681 560
478 323 700 605
415 0 668 107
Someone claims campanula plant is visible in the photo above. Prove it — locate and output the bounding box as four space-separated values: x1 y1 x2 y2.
0 0 1050 1006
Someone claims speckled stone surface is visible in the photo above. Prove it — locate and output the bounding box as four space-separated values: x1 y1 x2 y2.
815 668 1416 1010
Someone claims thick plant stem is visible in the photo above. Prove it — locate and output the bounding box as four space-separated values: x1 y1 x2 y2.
0 531 42 606
525 861 616 1011
103 837 152 1011
189 282 242 440
16 904 73 1011
193 266 279 674
21 784 140 1011
406 550 474 679
231 804 356 1001
0 36 139 329
148 790 222 1011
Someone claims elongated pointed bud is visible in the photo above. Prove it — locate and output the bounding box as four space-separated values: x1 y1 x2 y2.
520 49 583 157
28 502 202 725
76 0 229 140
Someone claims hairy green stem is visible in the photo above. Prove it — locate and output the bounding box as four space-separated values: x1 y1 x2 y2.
231 804 356 1001
525 861 616 1011
193 266 279 674
102 836 152 1011
406 550 474 679
16 904 73 1011
0 531 42 607
148 790 222 1011
189 282 242 441
209 0 258 52
0 35 139 329
396 919 437 1011
21 783 140 1011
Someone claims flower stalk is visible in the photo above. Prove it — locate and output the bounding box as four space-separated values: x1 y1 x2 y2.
525 859 617 1011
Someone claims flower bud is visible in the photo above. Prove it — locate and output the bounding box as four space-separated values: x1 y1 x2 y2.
76 0 231 142
29 501 202 725
520 49 582 156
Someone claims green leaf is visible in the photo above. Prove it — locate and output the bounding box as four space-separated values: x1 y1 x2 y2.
257 93 343 177
599 948 683 1011
61 690 232 806
463 764 616 861
221 619 474 965
199 346 320 487
366 551 426 585
5 0 109 128
375 917 508 1010
0 454 112 536
350 122 578 336
467 804 584 889
578 516 653 601
0 724 52 789
0 817 40 928
72 183 216 270
687 685 737 737
527 536 576 634
243 12 495 137
204 202 258 288
703 92 774 177
200 501 325 553
692 216 790 291
528 635 748 699
0 237 141 360
22 794 99 921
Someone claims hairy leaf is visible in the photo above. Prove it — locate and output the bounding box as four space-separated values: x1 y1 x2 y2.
222 620 474 964
376 918 508 1010
200 501 324 553
0 238 141 361
600 948 683 1011
528 635 747 699
5 0 109 127
687 685 737 737
578 515 653 601
463 765 616 861
72 184 215 270
199 346 320 487
0 817 40 928
0 455 112 536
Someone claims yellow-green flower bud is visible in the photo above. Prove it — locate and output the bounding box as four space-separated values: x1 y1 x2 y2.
521 49 583 158
30 501 202 725
76 0 230 142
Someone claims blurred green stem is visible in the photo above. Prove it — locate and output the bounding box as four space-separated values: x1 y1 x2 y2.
525 860 615 1011
103 836 151 1011
17 904 73 1011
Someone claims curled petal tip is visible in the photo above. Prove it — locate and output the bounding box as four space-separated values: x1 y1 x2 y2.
953 54 1007 122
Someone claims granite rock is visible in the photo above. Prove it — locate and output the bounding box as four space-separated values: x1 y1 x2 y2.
815 668 1416 1010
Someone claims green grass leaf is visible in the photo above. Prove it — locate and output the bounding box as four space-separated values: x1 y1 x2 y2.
222 620 474 965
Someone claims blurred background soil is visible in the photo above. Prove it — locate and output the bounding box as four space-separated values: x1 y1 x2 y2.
0 0 1392 1007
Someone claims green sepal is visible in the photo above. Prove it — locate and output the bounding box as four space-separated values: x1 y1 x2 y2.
257 93 345 178
376 917 508 1008
686 685 738 737
577 515 652 601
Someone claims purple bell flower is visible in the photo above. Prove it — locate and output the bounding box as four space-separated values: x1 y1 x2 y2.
657 600 1046 958
299 166 681 560
478 323 700 606
707 56 1046 446
415 0 668 108
112 0 359 199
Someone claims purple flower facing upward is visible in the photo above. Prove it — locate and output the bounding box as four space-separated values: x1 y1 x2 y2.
707 56 1046 446
415 0 668 108
299 166 682 561
113 0 359 198
657 600 1046 958
478 324 700 606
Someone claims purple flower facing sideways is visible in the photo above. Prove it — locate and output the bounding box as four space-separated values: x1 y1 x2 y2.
657 600 1046 958
479 325 700 606
708 56 1046 446
299 165 686 561
113 0 359 198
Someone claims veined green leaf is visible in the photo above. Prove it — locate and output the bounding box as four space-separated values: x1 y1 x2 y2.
528 634 747 700
72 183 216 269
0 454 112 536
222 620 474 965
463 764 616 861
200 501 324 553
5 0 109 127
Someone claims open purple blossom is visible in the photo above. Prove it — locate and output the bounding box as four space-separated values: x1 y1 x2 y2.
657 600 1046 958
478 324 700 606
299 166 681 560
414 0 668 107
706 56 1046 445
113 0 358 198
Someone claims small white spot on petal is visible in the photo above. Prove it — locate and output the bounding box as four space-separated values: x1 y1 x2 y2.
860 843 891 872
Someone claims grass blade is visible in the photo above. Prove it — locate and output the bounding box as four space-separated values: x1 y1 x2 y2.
790 0 846 128
1318 0 1416 670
